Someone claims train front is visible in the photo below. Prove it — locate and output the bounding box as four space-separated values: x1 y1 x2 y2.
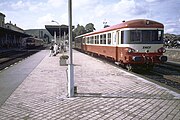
120 19 167 70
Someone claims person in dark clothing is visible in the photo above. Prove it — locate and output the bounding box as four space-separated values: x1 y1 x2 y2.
49 45 54 57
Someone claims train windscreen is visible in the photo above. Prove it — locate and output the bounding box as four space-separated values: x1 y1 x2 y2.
122 30 163 44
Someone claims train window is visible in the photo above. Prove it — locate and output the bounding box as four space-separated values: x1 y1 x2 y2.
86 37 89 44
123 30 163 44
158 30 163 41
103 34 106 44
89 37 91 44
108 33 111 44
97 35 99 44
150 31 158 41
94 36 97 44
112 32 116 45
83 37 85 44
100 35 103 44
117 31 119 44
90 36 94 44
142 30 163 42
130 30 141 42
121 31 124 44
142 31 151 42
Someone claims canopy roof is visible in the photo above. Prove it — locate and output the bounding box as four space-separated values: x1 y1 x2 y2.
45 25 69 37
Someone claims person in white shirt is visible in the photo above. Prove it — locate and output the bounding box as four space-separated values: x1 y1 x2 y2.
53 43 58 55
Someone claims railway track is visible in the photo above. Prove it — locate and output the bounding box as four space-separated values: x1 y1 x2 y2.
0 49 40 71
140 62 180 90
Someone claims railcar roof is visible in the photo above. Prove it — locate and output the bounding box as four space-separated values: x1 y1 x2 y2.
85 19 164 36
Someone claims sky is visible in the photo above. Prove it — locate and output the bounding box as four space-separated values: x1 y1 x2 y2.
0 0 180 34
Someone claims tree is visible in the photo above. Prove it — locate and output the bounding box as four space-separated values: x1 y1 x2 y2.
85 23 96 33
73 24 86 36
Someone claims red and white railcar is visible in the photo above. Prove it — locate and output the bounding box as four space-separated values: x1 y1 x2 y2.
75 19 167 71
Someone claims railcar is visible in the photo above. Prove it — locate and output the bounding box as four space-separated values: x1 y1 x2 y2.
22 37 44 49
75 19 167 71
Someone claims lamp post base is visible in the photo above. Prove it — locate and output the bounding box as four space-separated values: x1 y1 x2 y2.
68 64 74 97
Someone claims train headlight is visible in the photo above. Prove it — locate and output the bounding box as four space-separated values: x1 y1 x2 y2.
128 48 136 53
158 47 166 53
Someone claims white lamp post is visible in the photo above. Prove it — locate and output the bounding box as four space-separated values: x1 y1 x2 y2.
68 0 74 97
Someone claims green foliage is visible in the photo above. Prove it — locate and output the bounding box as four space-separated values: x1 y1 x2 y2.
73 24 86 36
85 23 96 33
73 23 96 37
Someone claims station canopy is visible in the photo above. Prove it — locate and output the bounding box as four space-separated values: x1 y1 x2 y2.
45 25 70 37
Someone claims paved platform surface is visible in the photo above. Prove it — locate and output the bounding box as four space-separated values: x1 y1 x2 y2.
0 50 47 106
0 50 179 120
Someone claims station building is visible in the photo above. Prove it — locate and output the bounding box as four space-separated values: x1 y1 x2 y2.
0 12 30 49
0 12 5 28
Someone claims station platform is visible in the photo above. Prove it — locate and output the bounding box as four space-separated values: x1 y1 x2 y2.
0 50 179 120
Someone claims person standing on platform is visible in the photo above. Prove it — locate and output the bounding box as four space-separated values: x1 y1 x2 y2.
53 43 58 56
61 43 64 53
49 45 54 57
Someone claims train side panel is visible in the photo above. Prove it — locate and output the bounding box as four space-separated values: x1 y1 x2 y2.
85 44 117 59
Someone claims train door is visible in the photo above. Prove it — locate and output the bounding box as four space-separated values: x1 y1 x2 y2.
112 32 116 45
82 37 85 50
115 31 120 61
116 31 120 45
83 37 87 51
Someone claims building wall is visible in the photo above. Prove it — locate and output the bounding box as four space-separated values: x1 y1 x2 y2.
0 12 5 28
0 12 29 49
5 22 24 33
